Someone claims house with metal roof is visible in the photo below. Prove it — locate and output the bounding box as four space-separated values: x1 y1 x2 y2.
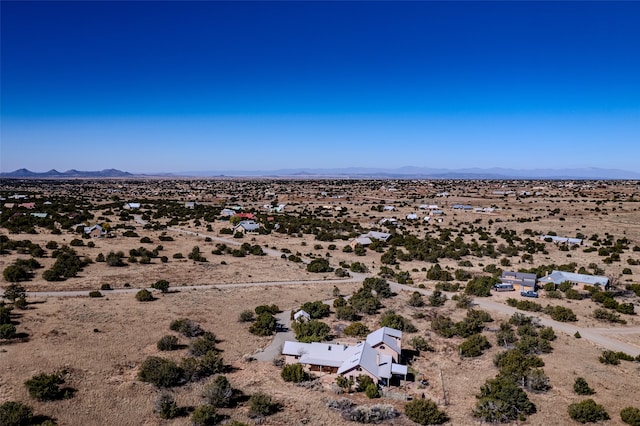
84 224 105 238
501 271 537 292
282 327 408 386
363 231 392 242
540 235 583 245
538 271 608 290
233 220 260 234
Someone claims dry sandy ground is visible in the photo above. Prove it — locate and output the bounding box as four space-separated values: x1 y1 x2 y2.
3 284 640 425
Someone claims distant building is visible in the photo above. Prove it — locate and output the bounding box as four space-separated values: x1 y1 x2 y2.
540 235 583 245
538 271 608 290
233 220 260 234
501 271 537 292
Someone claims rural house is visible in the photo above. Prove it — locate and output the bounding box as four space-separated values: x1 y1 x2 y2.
538 271 608 290
233 220 260 234
500 271 537 292
282 327 408 386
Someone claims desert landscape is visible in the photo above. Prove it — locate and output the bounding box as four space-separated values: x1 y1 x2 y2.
1 178 640 425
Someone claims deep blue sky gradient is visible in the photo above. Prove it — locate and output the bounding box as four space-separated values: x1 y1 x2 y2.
2 1 639 173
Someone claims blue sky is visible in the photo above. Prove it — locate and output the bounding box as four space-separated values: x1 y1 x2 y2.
1 1 639 173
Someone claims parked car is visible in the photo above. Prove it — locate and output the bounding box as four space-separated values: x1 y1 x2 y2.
494 284 515 292
521 290 539 298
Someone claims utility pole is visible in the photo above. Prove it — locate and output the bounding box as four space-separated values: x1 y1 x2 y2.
439 366 448 406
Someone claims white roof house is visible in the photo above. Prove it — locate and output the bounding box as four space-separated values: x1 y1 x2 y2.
538 271 608 288
363 231 392 242
124 202 140 209
351 237 373 246
540 235 583 245
234 220 260 233
220 208 237 217
406 213 418 220
282 327 407 386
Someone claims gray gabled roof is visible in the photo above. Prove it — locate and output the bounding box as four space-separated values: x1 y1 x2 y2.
366 327 402 355
235 220 260 231
539 270 608 286
337 342 380 378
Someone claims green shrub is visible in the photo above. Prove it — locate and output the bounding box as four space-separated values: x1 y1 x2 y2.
306 258 332 273
249 312 277 336
281 364 310 383
190 332 217 356
428 290 447 307
593 308 627 324
408 291 425 307
546 290 563 299
356 374 375 392
431 315 456 338
567 399 610 423
380 311 416 332
135 289 154 302
599 350 621 365
248 392 279 418
365 383 380 399
506 298 543 312
0 324 17 339
24 373 68 401
621 406 640 426
170 318 204 337
336 305 359 321
138 357 185 387
465 276 496 297
0 401 33 426
409 336 434 352
203 375 233 408
191 404 218 425
544 305 577 322
496 323 517 347
459 334 491 357
616 303 635 315
152 280 170 293
363 277 392 298
292 319 330 343
88 290 102 298
343 322 370 338
565 289 582 300
157 335 179 351
405 399 449 425
154 393 183 419
300 300 331 319
574 377 595 395
238 310 254 322
473 376 536 422
525 368 551 392
254 304 280 315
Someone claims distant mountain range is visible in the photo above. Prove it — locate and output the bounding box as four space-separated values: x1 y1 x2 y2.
2 167 640 180
176 166 640 180
0 168 133 178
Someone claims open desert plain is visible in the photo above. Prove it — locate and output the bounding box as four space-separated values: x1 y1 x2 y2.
1 178 640 425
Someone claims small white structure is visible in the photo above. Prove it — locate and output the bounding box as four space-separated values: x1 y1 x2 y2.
293 310 311 322
540 235 583 245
